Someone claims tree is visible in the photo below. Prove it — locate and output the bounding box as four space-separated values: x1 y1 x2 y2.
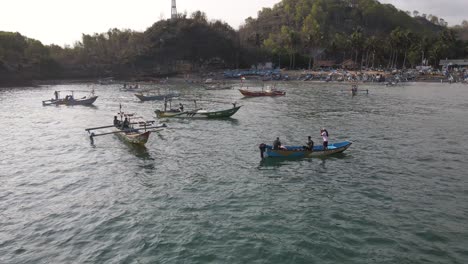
350 28 364 67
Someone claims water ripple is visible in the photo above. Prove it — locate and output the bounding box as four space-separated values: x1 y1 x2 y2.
1 82 468 263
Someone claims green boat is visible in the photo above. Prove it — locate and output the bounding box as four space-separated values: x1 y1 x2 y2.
155 105 242 118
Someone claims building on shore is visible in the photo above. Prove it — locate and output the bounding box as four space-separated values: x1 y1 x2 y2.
439 59 468 69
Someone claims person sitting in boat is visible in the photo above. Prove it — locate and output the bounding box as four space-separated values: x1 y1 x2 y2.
113 116 120 127
179 103 184 112
305 136 314 151
321 128 329 150
122 118 130 129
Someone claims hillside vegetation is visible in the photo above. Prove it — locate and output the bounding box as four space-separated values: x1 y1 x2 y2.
1 0 467 85
240 0 466 69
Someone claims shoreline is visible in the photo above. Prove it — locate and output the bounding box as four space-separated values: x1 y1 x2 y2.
0 70 461 88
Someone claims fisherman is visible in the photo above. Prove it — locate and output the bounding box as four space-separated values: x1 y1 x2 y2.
320 128 329 150
273 137 282 150
232 102 237 108
306 136 314 151
122 118 130 129
351 84 358 95
113 116 120 127
54 91 59 100
179 103 184 112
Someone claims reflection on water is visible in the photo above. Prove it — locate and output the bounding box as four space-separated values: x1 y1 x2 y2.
126 144 152 160
257 152 350 169
1 82 468 264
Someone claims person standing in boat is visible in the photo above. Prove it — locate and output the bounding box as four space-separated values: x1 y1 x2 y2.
122 118 130 129
306 136 314 151
273 137 282 150
179 103 184 112
321 128 329 150
113 116 120 127
54 91 59 100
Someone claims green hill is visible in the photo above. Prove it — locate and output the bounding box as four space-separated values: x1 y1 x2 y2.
239 0 465 69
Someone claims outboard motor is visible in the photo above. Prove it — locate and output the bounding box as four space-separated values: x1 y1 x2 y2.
259 143 267 159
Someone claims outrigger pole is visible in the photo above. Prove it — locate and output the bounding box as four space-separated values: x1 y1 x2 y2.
85 121 156 132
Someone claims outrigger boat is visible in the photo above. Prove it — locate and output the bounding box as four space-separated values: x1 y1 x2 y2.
350 84 368 96
42 90 98 106
135 91 180 101
85 108 166 145
259 141 352 158
155 99 241 119
204 83 233 90
120 83 140 91
238 86 286 97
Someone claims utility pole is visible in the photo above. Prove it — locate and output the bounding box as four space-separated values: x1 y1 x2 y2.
171 0 177 19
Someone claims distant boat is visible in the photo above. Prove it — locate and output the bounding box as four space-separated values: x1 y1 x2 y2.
239 87 286 97
155 105 241 119
98 77 114 85
259 141 352 158
135 92 180 102
120 84 140 91
204 83 233 90
42 91 98 106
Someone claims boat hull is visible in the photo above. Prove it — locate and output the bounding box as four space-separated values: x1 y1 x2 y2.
239 89 286 97
263 141 352 158
42 96 98 106
135 93 179 101
155 106 241 118
115 130 151 145
204 84 232 90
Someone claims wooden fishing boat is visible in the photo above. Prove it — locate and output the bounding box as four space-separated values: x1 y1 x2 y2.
204 83 233 90
120 84 140 91
43 90 98 106
350 84 368 96
135 92 180 101
239 88 286 97
85 109 166 145
155 105 241 118
42 96 98 106
259 141 352 158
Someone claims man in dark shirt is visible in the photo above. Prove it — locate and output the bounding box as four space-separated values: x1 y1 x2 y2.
273 137 281 150
306 136 314 151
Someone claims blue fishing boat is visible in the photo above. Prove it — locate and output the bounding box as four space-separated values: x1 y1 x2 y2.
259 141 352 158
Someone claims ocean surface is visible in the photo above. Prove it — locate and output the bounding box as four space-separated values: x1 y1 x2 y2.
0 81 467 263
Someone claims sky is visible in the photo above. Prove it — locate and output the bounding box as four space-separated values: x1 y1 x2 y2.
1 0 466 46
379 0 467 25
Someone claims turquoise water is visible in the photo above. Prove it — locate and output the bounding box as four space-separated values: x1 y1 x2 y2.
1 82 467 263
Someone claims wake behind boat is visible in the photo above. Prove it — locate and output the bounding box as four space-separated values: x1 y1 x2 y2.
259 141 352 158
